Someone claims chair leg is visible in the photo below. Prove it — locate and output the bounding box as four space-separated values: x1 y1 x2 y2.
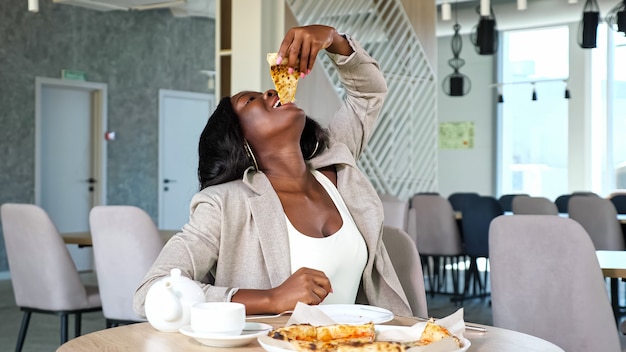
16 310 31 352
60 313 69 345
75 313 82 338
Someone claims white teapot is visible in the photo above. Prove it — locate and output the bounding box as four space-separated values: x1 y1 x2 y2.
144 268 205 332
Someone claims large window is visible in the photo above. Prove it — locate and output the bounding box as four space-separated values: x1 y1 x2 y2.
591 25 626 193
498 26 570 200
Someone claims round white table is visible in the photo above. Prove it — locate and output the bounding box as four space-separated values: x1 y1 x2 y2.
57 315 564 352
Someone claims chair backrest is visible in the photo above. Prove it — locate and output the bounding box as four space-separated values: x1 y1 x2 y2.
555 192 598 213
461 196 503 258
408 194 463 256
382 226 428 318
553 194 571 213
498 193 528 213
447 192 480 212
511 196 559 215
379 194 409 231
568 196 625 251
609 194 626 214
89 205 164 321
489 215 621 352
0 203 90 310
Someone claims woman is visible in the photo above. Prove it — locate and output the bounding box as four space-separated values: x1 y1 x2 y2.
134 24 412 316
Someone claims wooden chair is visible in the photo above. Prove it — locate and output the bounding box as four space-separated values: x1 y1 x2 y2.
0 203 102 351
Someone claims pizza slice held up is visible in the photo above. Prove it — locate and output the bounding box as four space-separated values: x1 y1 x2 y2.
267 52 301 104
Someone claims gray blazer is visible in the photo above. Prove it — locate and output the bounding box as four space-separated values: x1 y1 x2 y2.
134 36 412 317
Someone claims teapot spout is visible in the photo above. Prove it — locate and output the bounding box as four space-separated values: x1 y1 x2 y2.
160 280 183 322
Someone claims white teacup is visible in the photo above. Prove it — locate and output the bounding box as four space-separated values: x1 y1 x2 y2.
190 302 246 335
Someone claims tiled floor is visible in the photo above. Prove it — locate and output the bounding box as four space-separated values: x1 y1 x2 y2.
0 271 495 352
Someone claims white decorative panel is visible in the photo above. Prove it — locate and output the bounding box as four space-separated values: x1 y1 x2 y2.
287 0 438 201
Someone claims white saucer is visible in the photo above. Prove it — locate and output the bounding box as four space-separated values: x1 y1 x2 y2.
179 322 272 347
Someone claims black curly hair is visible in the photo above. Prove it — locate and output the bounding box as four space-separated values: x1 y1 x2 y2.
198 97 330 190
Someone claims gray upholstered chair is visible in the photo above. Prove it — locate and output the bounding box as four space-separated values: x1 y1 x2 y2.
511 195 559 215
0 203 102 351
489 215 621 352
382 226 428 318
378 194 409 232
498 193 528 213
568 196 625 251
408 194 464 298
89 205 164 327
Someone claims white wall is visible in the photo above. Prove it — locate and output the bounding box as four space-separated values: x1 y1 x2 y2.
437 33 496 198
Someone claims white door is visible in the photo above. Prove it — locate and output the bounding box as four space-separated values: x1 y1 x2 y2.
158 90 214 230
35 77 107 271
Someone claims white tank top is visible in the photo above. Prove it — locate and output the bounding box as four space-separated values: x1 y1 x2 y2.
286 170 368 305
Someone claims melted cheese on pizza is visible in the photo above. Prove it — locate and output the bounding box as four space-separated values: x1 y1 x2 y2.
267 52 301 104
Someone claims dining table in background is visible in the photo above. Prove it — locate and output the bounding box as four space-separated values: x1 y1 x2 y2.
596 250 626 323
62 229 178 247
55 314 565 352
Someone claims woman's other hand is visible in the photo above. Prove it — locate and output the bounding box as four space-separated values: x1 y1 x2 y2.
232 267 333 314
277 25 353 76
268 267 333 312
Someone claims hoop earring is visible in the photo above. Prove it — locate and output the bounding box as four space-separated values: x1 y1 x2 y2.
244 141 259 171
307 140 320 159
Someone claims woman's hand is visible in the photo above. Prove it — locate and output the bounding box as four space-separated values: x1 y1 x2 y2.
277 25 353 76
231 267 333 314
267 267 333 312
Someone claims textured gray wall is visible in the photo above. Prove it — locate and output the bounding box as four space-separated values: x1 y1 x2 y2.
0 0 215 272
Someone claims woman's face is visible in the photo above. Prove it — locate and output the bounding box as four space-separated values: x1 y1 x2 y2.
230 89 305 144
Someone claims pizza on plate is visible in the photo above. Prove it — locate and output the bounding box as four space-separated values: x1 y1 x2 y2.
267 320 462 352
267 52 301 104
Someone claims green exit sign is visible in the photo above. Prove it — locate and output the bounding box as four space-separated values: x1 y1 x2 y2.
62 69 87 81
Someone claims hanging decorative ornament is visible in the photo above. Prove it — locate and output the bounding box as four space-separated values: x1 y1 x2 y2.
442 14 471 97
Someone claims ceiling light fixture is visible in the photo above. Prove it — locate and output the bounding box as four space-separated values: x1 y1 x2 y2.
517 0 527 11
442 2 452 21
489 78 571 103
606 0 626 35
28 0 38 12
470 2 499 55
578 0 601 48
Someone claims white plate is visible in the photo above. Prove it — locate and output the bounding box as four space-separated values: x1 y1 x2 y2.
258 325 470 352
316 304 394 324
179 322 272 347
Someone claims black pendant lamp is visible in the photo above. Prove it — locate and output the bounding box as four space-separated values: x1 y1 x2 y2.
578 0 601 48
470 0 498 55
442 12 471 97
607 0 626 35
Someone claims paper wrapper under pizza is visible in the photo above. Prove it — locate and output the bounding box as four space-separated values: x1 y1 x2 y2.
266 302 469 352
267 52 301 104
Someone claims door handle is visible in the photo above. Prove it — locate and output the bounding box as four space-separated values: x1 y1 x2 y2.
164 179 177 184
85 178 97 184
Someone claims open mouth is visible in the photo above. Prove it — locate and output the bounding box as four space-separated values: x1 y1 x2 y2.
273 99 282 108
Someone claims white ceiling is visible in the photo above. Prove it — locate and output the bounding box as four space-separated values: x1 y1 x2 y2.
436 0 621 36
